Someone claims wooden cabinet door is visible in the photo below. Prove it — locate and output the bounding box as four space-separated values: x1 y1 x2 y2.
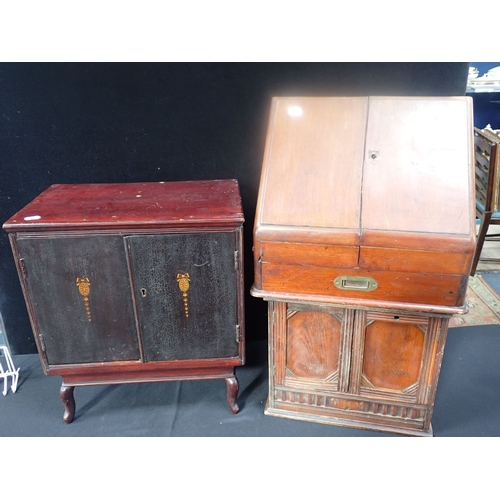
350 311 446 406
362 97 473 237
275 303 447 403
126 231 240 362
273 302 353 393
16 236 141 365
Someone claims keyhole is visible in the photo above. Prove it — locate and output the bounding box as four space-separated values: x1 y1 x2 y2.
140 288 147 298
370 151 379 160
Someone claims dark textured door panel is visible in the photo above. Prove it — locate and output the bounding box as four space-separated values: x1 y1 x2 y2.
127 232 239 361
17 236 140 365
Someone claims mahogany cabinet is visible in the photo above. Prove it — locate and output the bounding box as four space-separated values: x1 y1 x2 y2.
251 96 476 436
3 179 245 423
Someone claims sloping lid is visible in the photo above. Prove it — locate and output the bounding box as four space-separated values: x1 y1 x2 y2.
256 96 474 250
257 97 367 245
361 96 474 249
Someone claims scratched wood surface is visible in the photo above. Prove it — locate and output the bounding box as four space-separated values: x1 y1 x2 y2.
4 179 246 422
3 179 244 231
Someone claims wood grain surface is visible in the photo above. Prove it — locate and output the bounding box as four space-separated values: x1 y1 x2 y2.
259 97 366 231
253 96 476 308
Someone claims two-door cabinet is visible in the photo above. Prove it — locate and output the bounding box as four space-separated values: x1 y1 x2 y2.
251 96 476 436
3 179 245 423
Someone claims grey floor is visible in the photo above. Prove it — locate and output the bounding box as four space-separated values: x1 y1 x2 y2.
2 276 499 498
2 324 500 438
1 268 499 498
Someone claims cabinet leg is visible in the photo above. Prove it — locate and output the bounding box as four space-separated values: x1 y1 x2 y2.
225 375 239 414
59 384 75 424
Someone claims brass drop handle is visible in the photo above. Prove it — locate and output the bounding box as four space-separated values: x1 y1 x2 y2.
177 273 190 317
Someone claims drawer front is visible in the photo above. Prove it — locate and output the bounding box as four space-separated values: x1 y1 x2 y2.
261 263 464 306
16 236 140 365
358 246 472 275
126 232 240 361
258 241 359 269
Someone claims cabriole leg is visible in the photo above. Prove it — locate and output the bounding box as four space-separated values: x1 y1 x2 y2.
225 374 239 414
59 384 75 423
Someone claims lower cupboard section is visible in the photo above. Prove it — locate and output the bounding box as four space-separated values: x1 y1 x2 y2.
266 300 451 436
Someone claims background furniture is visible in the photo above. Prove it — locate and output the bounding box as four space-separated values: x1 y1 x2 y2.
467 62 500 130
471 127 500 275
0 313 19 395
3 180 245 422
251 96 475 436
0 346 19 396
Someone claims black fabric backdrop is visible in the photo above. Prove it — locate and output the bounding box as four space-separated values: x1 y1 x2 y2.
0 62 470 354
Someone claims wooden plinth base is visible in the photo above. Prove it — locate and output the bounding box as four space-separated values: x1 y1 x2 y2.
264 399 434 437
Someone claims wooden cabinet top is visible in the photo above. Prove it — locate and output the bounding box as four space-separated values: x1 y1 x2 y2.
255 96 475 251
3 179 244 232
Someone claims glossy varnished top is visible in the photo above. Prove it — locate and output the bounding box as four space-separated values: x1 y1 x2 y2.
3 179 244 232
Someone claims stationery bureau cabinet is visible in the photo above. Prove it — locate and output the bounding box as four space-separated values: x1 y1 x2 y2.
3 179 245 423
251 96 476 436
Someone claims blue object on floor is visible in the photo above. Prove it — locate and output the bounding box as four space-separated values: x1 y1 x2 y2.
480 272 500 293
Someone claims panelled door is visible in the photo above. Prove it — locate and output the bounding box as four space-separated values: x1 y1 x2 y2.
271 302 353 394
16 236 140 365
274 302 443 407
126 231 240 361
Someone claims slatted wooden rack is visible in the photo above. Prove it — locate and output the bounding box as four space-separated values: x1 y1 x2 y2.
471 127 500 275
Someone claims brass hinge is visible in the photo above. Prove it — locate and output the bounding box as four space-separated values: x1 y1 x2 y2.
38 334 46 353
236 324 241 343
20 258 28 278
234 250 239 271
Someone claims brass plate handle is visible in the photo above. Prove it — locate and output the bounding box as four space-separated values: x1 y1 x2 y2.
334 276 378 292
